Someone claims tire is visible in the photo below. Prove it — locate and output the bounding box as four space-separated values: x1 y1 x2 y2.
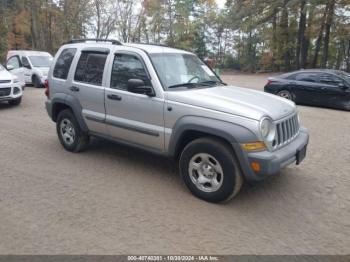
8 97 22 106
277 90 294 101
32 75 41 88
56 109 89 152
179 137 243 203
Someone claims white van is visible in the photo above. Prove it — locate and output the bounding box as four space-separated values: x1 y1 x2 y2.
6 50 53 88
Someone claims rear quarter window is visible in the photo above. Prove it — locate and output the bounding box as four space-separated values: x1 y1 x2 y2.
53 48 77 80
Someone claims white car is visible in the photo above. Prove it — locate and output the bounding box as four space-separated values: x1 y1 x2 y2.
0 64 23 106
6 50 53 88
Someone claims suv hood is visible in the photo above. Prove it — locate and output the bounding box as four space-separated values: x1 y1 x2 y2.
166 85 296 121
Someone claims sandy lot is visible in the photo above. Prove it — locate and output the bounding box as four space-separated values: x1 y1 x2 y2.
0 73 349 255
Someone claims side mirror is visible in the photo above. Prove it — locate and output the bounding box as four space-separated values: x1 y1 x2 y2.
127 79 155 97
6 65 14 71
338 83 348 89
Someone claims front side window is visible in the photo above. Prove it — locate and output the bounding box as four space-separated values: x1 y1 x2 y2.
110 53 151 90
7 56 20 69
74 52 108 86
295 73 317 83
150 53 221 89
319 73 343 86
53 48 77 80
28 56 52 67
22 57 31 68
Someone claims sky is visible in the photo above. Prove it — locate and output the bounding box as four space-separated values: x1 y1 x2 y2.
216 0 226 9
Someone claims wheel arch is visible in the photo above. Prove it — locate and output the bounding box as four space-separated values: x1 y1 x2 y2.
51 94 88 133
168 116 257 159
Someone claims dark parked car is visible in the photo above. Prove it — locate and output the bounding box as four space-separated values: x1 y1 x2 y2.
264 69 350 111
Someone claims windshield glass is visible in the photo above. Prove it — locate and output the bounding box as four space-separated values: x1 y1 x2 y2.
28 56 53 67
150 53 221 89
335 71 350 83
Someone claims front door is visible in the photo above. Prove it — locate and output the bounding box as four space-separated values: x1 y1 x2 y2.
6 55 25 84
105 52 165 151
318 73 350 109
21 56 32 84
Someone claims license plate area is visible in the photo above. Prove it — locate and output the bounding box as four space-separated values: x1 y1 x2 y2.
296 145 307 165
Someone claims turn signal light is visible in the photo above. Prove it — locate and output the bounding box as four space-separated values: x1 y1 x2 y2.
240 142 266 151
251 162 261 172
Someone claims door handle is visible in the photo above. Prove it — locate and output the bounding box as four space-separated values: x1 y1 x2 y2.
69 86 79 92
107 94 122 101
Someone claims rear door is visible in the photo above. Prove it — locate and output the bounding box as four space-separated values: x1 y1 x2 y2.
104 51 165 151
293 72 319 105
70 48 110 134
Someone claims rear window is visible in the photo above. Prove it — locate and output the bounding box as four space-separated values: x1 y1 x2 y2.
74 52 108 86
53 48 77 80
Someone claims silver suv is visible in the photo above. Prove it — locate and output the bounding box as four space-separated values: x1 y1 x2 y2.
45 39 309 202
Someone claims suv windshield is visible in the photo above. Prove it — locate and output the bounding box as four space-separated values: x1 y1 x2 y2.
149 53 221 89
28 56 52 67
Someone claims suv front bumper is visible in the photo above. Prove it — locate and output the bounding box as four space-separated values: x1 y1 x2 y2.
234 127 309 181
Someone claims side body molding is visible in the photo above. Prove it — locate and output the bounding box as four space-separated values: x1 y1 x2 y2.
50 93 89 133
167 116 258 157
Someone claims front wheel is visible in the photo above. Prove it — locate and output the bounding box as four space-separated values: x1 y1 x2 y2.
56 109 89 152
179 137 243 203
33 75 42 88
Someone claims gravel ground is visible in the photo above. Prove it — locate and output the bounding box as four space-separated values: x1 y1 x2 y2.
0 73 349 255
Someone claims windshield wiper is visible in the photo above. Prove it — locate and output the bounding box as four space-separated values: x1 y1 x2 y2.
198 80 223 86
168 83 201 89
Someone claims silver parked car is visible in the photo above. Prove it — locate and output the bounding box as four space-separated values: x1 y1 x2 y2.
45 39 309 202
0 63 24 106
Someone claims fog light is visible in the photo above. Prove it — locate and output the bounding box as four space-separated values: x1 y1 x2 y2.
13 86 20 94
241 142 266 151
251 162 261 172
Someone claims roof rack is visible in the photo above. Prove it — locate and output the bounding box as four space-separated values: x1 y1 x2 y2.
66 38 122 45
134 42 170 48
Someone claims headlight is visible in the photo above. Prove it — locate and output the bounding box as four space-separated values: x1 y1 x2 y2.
260 117 276 143
13 79 19 83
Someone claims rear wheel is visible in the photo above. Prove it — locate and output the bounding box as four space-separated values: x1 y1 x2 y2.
56 109 89 152
277 90 293 101
179 137 243 203
8 97 22 106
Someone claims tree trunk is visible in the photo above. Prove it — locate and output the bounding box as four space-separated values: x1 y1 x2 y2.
271 8 278 71
312 4 328 68
321 0 335 68
296 0 307 69
280 4 290 71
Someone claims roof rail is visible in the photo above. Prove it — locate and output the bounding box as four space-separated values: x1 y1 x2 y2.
66 38 122 45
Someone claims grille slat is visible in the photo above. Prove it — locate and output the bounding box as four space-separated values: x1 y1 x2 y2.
0 88 11 97
274 114 300 149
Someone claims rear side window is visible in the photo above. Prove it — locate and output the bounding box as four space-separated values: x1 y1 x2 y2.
74 52 108 86
295 73 317 83
319 73 343 86
53 48 77 79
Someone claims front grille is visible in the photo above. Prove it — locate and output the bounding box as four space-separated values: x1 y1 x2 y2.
0 80 11 84
0 88 11 97
275 114 300 148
